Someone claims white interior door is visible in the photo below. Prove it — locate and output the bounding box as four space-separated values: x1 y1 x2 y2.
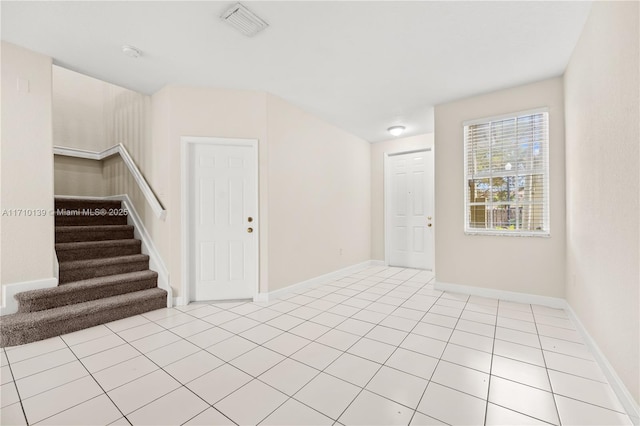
386 149 433 270
189 141 258 301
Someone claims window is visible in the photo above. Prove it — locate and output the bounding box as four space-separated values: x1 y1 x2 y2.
464 109 549 236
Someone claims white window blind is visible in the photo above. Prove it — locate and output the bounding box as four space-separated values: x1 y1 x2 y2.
464 109 550 236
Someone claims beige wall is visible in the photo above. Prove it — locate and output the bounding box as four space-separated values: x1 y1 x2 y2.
53 66 108 151
54 156 107 197
101 85 154 240
52 66 151 154
151 86 269 296
53 66 152 208
149 87 371 296
49 73 373 298
266 94 371 291
564 1 639 404
434 78 566 297
1 42 55 292
370 133 434 261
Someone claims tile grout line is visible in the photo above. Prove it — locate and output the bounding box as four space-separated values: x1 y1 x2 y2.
96 328 235 425
473 304 596 426
107 266 425 425
215 267 428 425
11 350 131 425
245 268 426 424
4 266 629 426
177 267 393 423
335 289 455 421
60 336 133 426
408 290 474 425
180 407 238 426
299 268 433 424
532 305 564 426
0 272 498 424
0 276 568 422
484 303 608 425
482 299 499 425
6 286 596 423
8 349 79 383
199 271 428 422
14 316 219 424
91 320 239 425
3 349 30 426
284 268 429 423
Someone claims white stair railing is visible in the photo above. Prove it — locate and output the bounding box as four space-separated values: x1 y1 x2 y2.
53 144 166 220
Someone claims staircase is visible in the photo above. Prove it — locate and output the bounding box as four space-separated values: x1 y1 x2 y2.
0 198 167 347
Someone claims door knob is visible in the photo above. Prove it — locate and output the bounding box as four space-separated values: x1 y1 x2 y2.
247 227 253 233
428 223 432 227
248 217 253 223
427 216 432 220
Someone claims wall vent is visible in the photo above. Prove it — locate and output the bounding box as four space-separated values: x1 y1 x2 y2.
221 3 268 37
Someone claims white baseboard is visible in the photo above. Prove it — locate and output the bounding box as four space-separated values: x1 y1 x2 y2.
434 280 566 309
253 260 382 302
54 250 59 280
252 293 269 303
109 195 172 308
1 277 57 315
565 304 640 424
433 279 638 424
175 260 388 306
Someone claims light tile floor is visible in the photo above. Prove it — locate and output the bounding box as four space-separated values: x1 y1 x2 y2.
0 266 634 425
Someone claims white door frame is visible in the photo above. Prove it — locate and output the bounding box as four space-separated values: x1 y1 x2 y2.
180 136 260 306
384 147 435 271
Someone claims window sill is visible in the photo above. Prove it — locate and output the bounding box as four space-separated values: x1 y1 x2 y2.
464 230 551 238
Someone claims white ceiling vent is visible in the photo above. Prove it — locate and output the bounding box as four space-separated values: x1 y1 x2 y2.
221 3 268 37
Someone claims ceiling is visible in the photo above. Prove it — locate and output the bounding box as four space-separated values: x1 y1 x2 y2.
1 1 592 142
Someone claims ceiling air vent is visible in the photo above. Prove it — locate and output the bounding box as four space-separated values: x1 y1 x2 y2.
221 3 268 37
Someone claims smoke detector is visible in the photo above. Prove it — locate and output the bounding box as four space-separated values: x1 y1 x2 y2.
121 45 142 58
221 3 268 37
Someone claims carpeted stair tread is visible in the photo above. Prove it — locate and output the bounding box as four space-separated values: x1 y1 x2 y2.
15 271 158 313
55 197 122 204
54 198 127 226
55 213 128 226
55 197 123 210
56 239 140 250
0 288 167 347
56 225 134 243
59 254 149 270
56 239 141 261
58 254 150 284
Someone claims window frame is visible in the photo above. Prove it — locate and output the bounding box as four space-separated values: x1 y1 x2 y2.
463 107 551 237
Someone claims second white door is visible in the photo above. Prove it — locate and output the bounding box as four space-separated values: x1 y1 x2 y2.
189 140 258 301
386 149 433 270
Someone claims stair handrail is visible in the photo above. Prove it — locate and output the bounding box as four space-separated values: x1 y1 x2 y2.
53 143 167 221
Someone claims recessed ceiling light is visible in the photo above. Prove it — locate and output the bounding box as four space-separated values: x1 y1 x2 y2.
121 45 142 58
387 126 405 137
